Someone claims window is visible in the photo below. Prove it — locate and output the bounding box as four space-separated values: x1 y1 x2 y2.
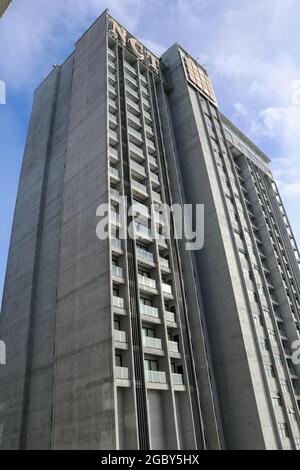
113 287 119 297
140 297 152 307
142 327 155 338
272 393 282 407
144 359 158 371
278 423 289 439
114 320 121 331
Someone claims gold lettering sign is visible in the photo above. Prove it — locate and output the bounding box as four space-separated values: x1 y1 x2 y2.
183 54 217 106
108 16 160 75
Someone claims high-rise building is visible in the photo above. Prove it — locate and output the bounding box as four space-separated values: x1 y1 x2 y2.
0 10 299 450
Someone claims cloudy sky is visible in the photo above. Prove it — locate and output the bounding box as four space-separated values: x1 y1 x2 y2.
0 0 300 303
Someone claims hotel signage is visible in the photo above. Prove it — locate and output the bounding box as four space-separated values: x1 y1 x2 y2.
181 51 218 107
107 14 160 75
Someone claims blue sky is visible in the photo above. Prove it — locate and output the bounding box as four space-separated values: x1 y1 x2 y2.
0 0 300 304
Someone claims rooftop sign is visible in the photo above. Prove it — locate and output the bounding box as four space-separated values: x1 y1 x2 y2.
107 14 160 75
181 51 218 107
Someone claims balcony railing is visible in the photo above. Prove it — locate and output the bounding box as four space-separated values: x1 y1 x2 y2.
165 311 176 323
110 211 120 223
110 188 120 198
149 156 158 168
168 341 179 353
138 275 156 290
172 373 184 386
136 246 154 263
111 238 122 250
129 143 145 161
112 265 123 278
135 223 152 239
129 127 144 144
143 336 162 350
114 330 127 343
109 146 119 162
140 304 159 318
110 167 119 179
124 62 137 76
113 296 125 309
131 160 146 177
115 366 129 380
132 180 148 195
145 370 167 384
128 112 142 129
162 283 172 295
159 257 169 269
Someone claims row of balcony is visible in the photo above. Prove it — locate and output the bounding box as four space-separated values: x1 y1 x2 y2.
115 367 184 385
113 295 176 323
114 330 179 353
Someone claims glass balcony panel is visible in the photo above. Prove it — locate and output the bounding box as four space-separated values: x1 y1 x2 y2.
145 370 167 383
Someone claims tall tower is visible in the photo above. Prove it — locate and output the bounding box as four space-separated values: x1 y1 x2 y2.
162 44 300 450
0 10 299 450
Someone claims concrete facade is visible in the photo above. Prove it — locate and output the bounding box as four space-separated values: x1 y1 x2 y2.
0 11 299 450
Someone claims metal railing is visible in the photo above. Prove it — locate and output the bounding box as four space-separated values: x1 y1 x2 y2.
112 265 123 278
145 370 167 384
172 373 184 385
138 275 156 290
140 304 159 318
136 247 154 263
113 296 125 309
114 330 127 343
115 367 129 380
168 341 179 353
143 336 162 350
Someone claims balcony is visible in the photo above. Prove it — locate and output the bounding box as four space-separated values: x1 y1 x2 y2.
109 98 117 113
138 275 156 291
109 130 118 146
113 296 125 310
160 257 170 270
133 202 149 218
162 283 173 297
145 124 154 140
111 238 122 251
145 370 167 384
140 74 148 85
134 223 152 242
109 146 119 163
152 192 162 203
109 167 120 183
149 155 158 169
144 111 152 124
132 180 149 198
143 97 151 111
110 187 120 200
131 160 146 179
165 311 176 324
109 84 117 99
108 71 116 85
143 336 163 350
140 304 159 319
151 173 160 188
172 373 184 386
109 113 118 129
129 127 144 146
126 87 140 103
108 59 116 72
147 140 156 155
127 98 140 116
124 62 137 77
128 112 142 130
110 211 120 224
168 341 179 353
115 366 129 381
114 330 127 343
112 265 124 278
141 84 149 97
136 246 154 264
129 143 145 162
